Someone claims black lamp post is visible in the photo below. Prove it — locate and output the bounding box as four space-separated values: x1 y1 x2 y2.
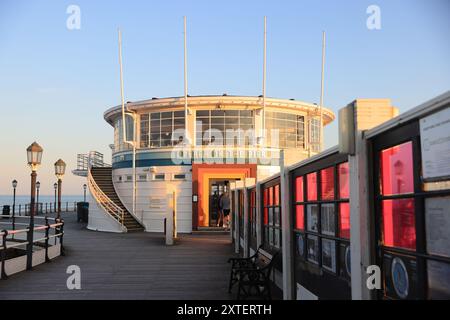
83 184 87 202
36 181 40 215
12 179 17 230
26 141 43 270
53 182 57 212
54 159 66 220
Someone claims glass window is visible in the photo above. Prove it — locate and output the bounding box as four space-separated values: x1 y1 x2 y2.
307 204 319 232
380 141 414 196
307 172 318 201
339 203 350 239
196 110 254 146
268 187 273 206
296 176 304 202
140 114 149 148
339 162 350 199
382 198 416 250
274 185 280 205
307 235 319 264
296 205 304 230
321 203 335 236
321 167 334 200
309 118 321 152
265 112 305 148
145 111 186 148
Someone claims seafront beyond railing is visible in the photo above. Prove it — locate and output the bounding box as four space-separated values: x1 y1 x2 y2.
1 201 78 216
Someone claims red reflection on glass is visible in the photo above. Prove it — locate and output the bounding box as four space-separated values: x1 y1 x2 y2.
295 205 304 230
321 167 334 200
380 142 414 196
307 172 317 201
263 189 269 225
268 187 274 206
382 199 416 250
295 176 304 202
338 162 350 199
274 185 280 205
339 203 350 239
250 190 255 208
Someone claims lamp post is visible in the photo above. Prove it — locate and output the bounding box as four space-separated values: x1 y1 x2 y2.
26 142 43 270
12 180 17 231
54 159 66 219
36 181 40 215
83 184 87 202
53 182 57 212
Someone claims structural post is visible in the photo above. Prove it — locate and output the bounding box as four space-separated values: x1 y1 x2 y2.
280 150 294 300
165 191 175 246
255 182 262 249
234 189 240 254
243 183 249 258
172 191 177 239
57 178 62 219
349 129 371 299
26 170 37 270
229 184 234 243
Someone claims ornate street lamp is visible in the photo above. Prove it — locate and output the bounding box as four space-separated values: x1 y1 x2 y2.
54 159 66 219
12 179 17 231
53 182 57 212
36 181 40 215
83 184 87 202
26 141 43 270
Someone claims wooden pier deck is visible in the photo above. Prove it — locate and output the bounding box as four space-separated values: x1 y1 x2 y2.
0 213 236 300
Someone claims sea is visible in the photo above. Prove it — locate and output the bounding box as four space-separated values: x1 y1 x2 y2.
0 195 84 207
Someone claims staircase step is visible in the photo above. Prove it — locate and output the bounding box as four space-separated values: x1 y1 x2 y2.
90 167 144 233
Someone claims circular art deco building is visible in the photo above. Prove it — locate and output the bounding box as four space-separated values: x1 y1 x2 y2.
87 95 334 233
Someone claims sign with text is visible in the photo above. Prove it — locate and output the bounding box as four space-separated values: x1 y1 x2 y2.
420 107 450 181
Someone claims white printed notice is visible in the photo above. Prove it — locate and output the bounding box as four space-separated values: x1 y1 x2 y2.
420 107 450 181
425 197 450 258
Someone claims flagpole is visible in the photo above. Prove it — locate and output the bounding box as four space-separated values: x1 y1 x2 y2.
184 16 189 143
118 28 136 219
262 16 267 144
319 31 325 152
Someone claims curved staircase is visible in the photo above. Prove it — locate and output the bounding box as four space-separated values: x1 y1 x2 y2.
89 167 144 232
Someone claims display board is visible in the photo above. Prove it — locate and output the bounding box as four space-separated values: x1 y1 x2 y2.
420 107 450 181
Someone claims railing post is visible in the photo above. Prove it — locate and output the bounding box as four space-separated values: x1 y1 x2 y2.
1 230 8 280
66 202 68 212
59 219 65 256
44 217 50 262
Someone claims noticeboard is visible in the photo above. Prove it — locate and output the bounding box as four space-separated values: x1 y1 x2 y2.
420 107 450 182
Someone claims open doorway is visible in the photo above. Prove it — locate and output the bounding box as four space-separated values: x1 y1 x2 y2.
209 179 238 227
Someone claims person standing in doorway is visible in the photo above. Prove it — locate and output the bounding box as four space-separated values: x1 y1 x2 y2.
219 191 231 230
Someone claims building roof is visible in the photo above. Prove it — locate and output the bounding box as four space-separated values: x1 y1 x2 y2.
103 95 335 126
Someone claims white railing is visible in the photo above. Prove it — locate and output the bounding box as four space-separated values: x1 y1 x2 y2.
87 168 125 228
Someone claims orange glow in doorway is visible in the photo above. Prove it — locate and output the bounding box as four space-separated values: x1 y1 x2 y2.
192 164 257 228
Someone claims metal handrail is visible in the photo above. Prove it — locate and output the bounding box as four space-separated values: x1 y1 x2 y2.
87 168 125 227
1 216 65 280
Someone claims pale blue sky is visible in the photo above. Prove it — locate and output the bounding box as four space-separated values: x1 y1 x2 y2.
0 0 449 195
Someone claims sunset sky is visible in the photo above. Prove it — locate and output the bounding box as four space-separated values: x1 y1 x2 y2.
0 0 449 195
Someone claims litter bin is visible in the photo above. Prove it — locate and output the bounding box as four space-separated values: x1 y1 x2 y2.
2 205 10 219
77 202 89 223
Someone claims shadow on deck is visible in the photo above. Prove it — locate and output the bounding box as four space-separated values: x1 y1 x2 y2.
0 213 237 300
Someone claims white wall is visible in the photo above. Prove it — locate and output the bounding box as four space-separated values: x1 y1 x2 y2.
113 166 193 233
87 193 125 233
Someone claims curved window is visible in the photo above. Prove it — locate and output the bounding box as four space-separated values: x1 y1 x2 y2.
265 111 305 148
114 116 134 152
195 110 254 146
309 118 321 152
139 111 185 148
